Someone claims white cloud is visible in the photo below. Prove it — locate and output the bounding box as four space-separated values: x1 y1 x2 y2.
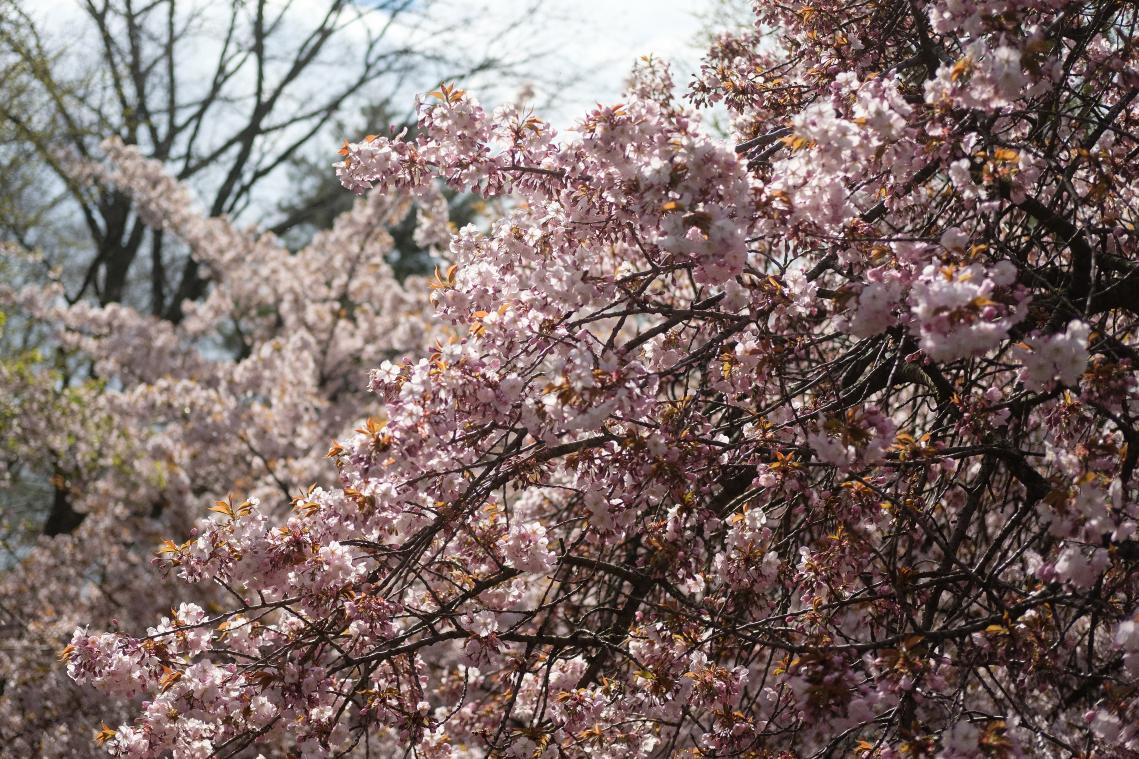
405 0 712 127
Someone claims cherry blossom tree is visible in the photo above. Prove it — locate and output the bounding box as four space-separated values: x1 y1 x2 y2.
51 0 1139 757
0 140 444 755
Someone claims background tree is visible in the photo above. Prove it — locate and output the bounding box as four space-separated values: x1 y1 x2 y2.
0 0 539 318
0 140 444 754
0 0 551 540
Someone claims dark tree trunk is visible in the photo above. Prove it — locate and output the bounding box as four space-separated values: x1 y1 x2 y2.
43 471 84 536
